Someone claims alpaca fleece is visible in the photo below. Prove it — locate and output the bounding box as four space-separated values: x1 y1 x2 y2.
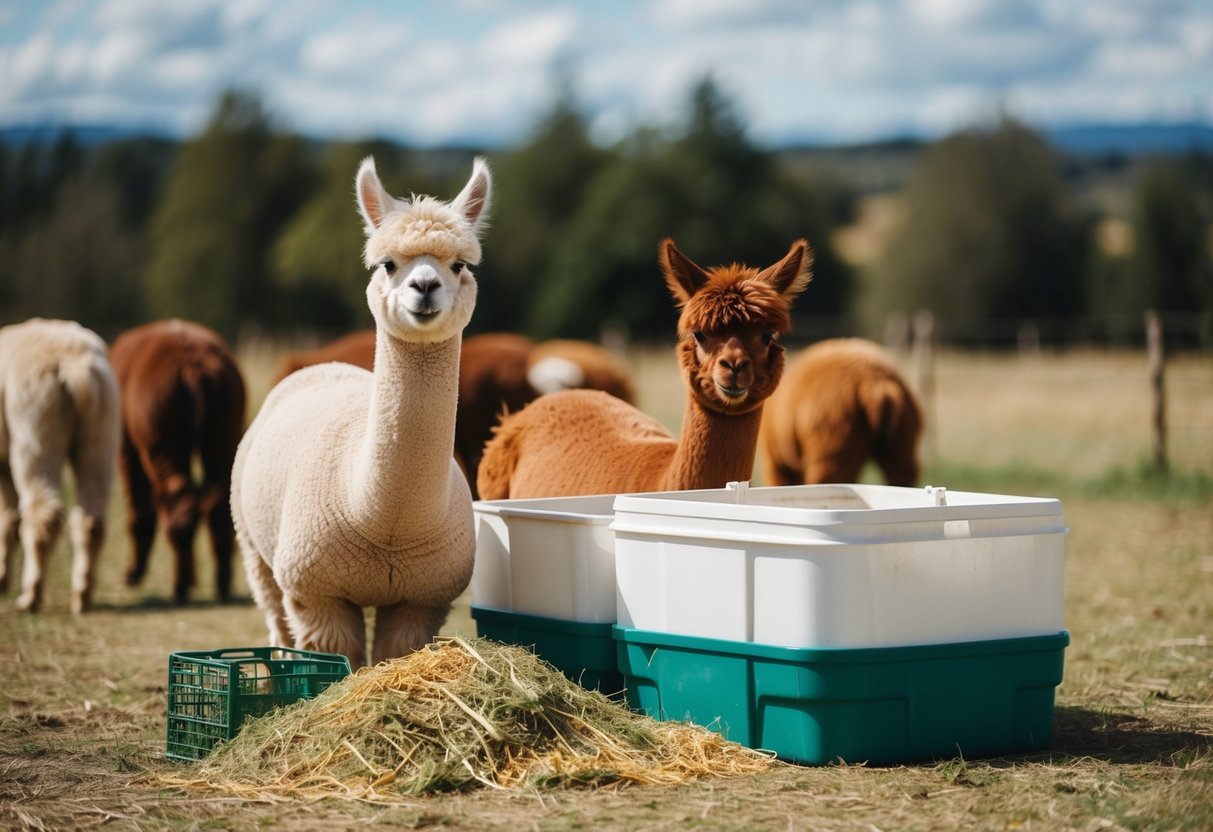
477 239 812 500
231 156 491 668
274 331 634 498
0 318 120 613
759 337 923 486
110 319 246 603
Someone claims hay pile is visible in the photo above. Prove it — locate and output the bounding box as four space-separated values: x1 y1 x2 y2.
164 637 773 801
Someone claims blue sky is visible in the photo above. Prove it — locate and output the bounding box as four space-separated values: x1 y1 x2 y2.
1 0 1210 147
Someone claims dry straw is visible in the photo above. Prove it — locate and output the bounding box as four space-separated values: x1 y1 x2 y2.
163 636 773 802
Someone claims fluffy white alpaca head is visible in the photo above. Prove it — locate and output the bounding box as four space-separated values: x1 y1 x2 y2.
356 156 492 343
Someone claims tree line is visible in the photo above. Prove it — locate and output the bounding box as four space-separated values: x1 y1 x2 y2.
2 82 1210 348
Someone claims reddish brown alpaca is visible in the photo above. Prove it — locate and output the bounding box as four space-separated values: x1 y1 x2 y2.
527 339 635 404
759 338 923 487
274 331 635 497
476 238 812 499
273 330 376 384
109 320 246 603
456 332 540 488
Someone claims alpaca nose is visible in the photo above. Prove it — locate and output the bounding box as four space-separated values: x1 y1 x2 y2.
408 274 441 299
720 356 750 375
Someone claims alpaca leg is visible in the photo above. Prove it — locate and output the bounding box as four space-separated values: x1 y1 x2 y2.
240 541 292 648
202 485 235 602
802 456 865 485
11 435 67 612
163 484 200 604
120 436 157 588
372 602 450 665
66 505 104 613
14 478 63 613
286 593 366 669
762 456 799 487
0 462 18 593
138 431 199 602
70 438 115 614
199 438 238 603
876 449 921 488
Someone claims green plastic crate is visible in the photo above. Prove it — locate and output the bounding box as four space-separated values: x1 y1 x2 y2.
472 605 624 697
615 628 1069 765
166 646 351 761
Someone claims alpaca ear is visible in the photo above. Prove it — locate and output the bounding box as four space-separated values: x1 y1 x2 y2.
659 238 712 304
355 156 392 233
758 239 814 300
452 156 493 233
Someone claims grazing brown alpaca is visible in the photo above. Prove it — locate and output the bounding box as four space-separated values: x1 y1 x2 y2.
477 238 812 499
273 330 376 385
456 332 540 489
527 339 635 404
759 338 923 487
109 319 246 603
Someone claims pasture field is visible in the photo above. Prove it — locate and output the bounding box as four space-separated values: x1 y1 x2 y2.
2 346 1211 831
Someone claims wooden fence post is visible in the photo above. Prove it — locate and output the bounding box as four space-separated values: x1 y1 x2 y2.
1146 309 1167 471
912 309 936 464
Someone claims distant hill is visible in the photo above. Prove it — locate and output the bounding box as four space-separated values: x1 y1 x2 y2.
4 120 1212 159
1044 122 1213 156
0 123 174 147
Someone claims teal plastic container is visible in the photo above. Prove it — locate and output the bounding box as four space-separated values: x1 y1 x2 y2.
615 628 1068 765
471 605 625 696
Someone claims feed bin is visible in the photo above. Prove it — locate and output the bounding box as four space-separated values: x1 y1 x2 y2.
472 494 617 622
471 494 621 694
611 482 1067 648
473 482 1069 762
614 627 1069 765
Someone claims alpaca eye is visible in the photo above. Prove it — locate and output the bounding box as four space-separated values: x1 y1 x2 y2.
451 261 467 274
381 259 397 275
692 331 706 344
761 332 775 345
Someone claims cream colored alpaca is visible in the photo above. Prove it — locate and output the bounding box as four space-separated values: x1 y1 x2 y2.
476 239 812 499
231 156 491 668
759 338 923 486
0 318 120 613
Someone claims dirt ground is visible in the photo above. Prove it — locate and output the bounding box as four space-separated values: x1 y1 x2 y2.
2 349 1211 830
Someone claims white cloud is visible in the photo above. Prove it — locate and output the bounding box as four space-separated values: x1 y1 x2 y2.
2 0 1211 145
481 9 578 69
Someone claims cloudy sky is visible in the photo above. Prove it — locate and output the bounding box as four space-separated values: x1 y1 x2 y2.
1 0 1210 147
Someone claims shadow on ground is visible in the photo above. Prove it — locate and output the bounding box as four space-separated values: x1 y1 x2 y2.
1045 704 1212 765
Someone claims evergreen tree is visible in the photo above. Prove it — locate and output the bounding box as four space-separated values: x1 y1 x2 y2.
143 90 313 340
862 118 1090 342
1130 160 1211 319
11 175 142 336
528 77 850 341
478 87 612 334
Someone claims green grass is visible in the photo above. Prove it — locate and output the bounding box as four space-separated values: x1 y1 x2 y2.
926 457 1213 503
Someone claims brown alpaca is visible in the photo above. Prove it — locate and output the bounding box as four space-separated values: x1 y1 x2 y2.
454 332 536 488
759 338 923 487
477 238 812 499
274 330 635 496
527 339 635 404
273 330 376 385
109 319 246 602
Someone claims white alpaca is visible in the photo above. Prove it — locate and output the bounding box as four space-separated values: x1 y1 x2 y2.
0 318 120 613
231 156 491 668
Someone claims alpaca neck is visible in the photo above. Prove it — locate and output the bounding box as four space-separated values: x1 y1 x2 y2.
659 397 763 491
349 330 461 527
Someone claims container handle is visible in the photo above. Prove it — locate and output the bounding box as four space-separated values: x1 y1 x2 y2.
925 485 948 506
726 480 750 503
